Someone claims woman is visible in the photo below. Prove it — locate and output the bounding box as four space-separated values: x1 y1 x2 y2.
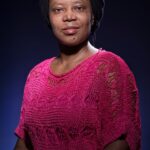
14 0 141 149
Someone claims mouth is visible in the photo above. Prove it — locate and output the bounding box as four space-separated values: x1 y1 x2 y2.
62 26 79 35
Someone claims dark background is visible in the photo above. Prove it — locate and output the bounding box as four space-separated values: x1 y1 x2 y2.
0 0 150 149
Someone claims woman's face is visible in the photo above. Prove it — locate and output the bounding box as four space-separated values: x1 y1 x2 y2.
49 0 93 46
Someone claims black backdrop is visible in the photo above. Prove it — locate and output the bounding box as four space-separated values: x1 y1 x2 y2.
0 0 150 149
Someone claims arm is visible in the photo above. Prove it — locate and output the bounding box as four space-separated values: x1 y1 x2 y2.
104 139 130 150
96 52 141 149
14 139 29 150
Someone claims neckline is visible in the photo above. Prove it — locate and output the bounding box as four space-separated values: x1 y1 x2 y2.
49 49 102 78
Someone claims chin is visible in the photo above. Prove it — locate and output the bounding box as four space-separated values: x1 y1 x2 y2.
58 40 79 47
59 37 87 47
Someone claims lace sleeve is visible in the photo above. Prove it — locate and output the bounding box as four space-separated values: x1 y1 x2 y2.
96 53 141 150
14 59 50 140
15 72 31 140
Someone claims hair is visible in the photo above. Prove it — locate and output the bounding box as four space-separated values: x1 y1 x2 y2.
39 0 105 35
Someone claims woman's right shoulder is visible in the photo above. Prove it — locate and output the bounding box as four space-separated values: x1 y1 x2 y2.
26 57 54 80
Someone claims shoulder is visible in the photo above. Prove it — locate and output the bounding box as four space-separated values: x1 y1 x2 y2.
96 49 138 89
97 50 127 66
26 57 54 81
96 49 132 74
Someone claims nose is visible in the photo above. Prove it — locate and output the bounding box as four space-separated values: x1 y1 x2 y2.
63 9 77 22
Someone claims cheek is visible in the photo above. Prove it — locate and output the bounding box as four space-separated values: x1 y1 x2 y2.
81 14 92 29
49 18 62 35
52 27 63 40
49 14 60 29
81 19 92 35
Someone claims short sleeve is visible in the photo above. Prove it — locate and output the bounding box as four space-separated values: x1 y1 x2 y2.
15 99 26 139
14 59 50 140
14 72 31 140
96 52 141 150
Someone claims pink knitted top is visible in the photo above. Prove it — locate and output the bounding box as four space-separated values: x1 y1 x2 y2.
15 50 141 150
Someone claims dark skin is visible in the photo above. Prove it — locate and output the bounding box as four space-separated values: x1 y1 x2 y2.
14 138 129 150
14 0 130 149
14 139 28 150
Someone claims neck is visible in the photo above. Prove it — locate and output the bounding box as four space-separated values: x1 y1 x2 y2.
57 41 98 64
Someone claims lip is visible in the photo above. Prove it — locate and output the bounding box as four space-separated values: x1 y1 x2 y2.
62 26 79 35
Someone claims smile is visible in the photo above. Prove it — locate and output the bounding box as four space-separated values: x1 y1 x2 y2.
62 26 79 35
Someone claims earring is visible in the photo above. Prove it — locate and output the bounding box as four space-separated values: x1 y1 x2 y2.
91 16 94 25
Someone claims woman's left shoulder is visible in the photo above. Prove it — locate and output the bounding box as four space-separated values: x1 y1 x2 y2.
97 49 132 73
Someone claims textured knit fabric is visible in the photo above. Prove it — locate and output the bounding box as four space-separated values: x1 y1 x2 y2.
15 50 141 150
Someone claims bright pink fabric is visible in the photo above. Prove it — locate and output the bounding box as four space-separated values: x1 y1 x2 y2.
15 50 141 150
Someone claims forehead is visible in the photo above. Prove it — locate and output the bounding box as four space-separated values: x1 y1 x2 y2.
49 0 90 5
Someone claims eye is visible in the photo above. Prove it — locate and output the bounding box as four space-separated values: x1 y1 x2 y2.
74 6 85 12
52 8 64 14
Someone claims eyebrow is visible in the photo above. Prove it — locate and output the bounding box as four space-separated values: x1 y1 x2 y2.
72 0 86 4
50 0 86 6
